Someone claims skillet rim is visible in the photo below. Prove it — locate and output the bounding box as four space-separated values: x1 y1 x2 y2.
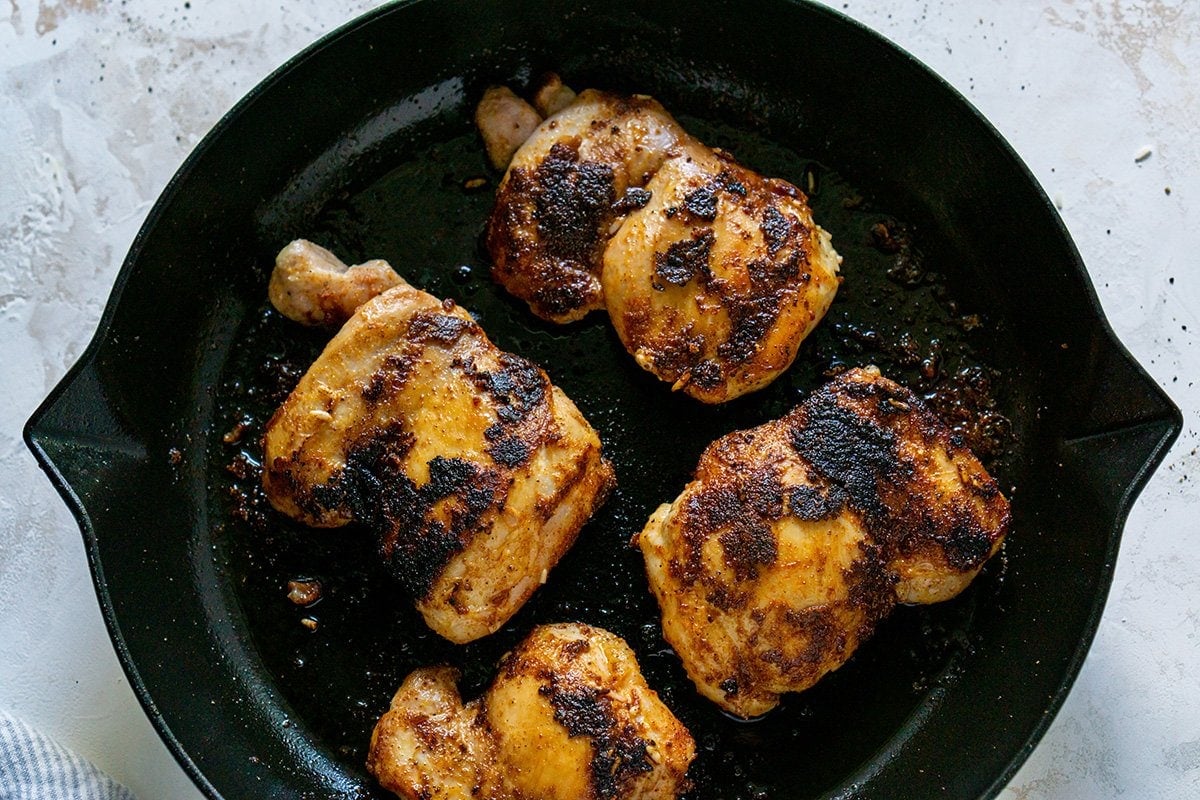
23 1 1183 798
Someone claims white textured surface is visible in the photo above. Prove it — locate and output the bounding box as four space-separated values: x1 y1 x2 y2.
0 1 1196 798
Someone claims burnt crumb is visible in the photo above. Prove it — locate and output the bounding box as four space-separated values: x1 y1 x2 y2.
924 365 1011 461
258 355 306 407
868 220 926 287
222 418 251 445
612 186 652 213
168 447 182 465
869 221 903 254
893 332 922 367
223 446 272 534
227 468 272 535
719 678 739 696
226 452 256 481
287 578 323 606
919 344 943 380
654 230 714 287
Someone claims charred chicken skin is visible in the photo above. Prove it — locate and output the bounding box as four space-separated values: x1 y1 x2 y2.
635 367 1010 717
478 79 841 403
262 241 615 643
368 623 696 800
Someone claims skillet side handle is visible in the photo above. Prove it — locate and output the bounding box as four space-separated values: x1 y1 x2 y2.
1057 343 1182 522
24 356 148 520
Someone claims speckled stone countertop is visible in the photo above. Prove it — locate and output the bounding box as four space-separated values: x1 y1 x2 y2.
1 2 1196 798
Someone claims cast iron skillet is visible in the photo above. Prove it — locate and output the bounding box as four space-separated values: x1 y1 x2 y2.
25 1 1181 798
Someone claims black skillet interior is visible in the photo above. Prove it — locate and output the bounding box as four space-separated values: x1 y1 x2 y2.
25 1 1181 799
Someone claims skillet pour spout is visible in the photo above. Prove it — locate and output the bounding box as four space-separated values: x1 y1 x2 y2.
23 1 1182 799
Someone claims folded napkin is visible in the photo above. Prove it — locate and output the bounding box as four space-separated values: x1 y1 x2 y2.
0 711 135 800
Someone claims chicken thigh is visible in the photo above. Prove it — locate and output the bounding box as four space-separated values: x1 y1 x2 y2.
635 367 1009 717
603 142 840 403
478 79 841 402
484 88 687 323
262 241 615 643
368 623 695 800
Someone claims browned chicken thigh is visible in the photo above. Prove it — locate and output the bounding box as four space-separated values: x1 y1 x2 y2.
635 367 1009 717
478 79 841 403
484 88 687 323
603 141 840 403
262 241 615 643
368 623 696 800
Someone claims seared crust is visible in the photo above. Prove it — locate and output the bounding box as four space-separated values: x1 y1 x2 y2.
485 90 687 323
480 87 841 402
263 278 614 643
791 366 1011 603
368 624 695 800
636 367 1009 716
604 145 841 403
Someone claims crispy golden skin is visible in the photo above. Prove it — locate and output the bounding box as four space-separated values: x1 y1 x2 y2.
479 83 840 402
368 624 695 800
263 244 614 643
635 367 1010 717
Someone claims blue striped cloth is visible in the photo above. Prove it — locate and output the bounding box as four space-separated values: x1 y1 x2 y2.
0 712 135 800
